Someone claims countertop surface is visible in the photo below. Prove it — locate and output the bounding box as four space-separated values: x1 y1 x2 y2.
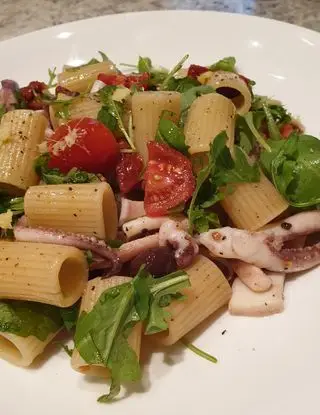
0 0 319 42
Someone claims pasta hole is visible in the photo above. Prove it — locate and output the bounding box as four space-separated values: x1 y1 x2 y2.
59 257 86 300
0 335 22 362
216 87 244 109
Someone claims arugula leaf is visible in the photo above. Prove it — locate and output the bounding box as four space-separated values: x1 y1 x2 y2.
0 104 5 121
51 98 74 120
0 193 24 215
179 85 215 127
262 103 282 140
188 132 260 233
47 67 57 89
74 268 190 401
209 56 236 72
259 139 284 177
188 206 220 233
60 302 79 331
242 112 271 152
97 86 135 149
165 76 200 93
65 51 111 72
0 300 62 341
270 134 320 207
156 116 189 154
160 54 189 90
34 153 100 184
145 270 191 335
137 56 152 73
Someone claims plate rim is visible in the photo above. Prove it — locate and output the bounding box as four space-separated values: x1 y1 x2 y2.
1 9 319 47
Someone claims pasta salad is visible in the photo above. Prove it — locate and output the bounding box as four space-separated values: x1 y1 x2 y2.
0 52 319 402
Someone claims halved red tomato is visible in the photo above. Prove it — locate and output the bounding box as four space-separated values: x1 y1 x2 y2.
116 152 144 193
98 72 149 90
48 118 120 174
144 142 195 216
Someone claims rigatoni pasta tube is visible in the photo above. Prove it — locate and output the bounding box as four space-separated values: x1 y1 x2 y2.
0 110 47 195
153 255 232 346
221 171 289 231
71 276 142 377
0 242 88 307
0 330 59 367
24 182 118 240
184 93 236 154
200 70 252 115
57 61 117 93
50 94 102 129
132 91 181 162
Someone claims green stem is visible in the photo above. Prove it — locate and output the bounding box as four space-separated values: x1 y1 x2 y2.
244 112 271 152
181 339 218 364
160 54 189 90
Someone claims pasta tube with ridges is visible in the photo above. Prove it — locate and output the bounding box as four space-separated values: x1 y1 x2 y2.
200 70 252 115
0 242 88 307
132 91 181 162
0 110 47 195
57 61 117 92
24 182 118 240
49 94 102 129
184 92 236 154
221 171 289 230
0 330 59 367
153 255 232 346
71 276 142 377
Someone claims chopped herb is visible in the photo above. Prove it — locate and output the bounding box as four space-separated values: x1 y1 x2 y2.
84 250 93 266
47 67 57 89
60 302 79 331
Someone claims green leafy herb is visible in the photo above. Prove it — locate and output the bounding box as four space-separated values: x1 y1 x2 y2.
0 104 5 121
137 56 152 73
65 51 110 72
181 339 218 364
34 153 100 184
262 103 282 140
179 85 215 127
74 268 190 401
0 300 62 341
188 206 220 233
165 76 200 93
160 54 189 90
47 67 57 89
60 302 79 331
209 56 236 72
84 250 93 266
242 112 271 152
188 131 260 233
97 86 135 149
51 98 74 120
156 115 189 154
266 134 320 207
0 193 24 215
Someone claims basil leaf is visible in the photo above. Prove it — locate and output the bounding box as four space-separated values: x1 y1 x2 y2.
179 85 215 127
0 300 62 341
156 117 189 154
209 56 236 72
271 134 320 207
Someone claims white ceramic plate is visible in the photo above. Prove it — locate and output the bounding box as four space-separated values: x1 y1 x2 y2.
0 10 319 415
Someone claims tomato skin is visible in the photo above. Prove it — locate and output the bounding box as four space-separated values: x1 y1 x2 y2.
144 142 195 216
98 72 149 90
280 123 294 138
48 118 120 174
116 153 144 193
187 64 208 79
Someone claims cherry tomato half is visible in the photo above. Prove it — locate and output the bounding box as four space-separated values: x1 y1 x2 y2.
187 64 208 79
144 142 195 216
116 152 144 193
48 118 120 174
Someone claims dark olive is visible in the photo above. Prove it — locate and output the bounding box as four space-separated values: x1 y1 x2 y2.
129 247 177 277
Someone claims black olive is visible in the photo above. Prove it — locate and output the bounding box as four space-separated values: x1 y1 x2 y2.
129 247 177 277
